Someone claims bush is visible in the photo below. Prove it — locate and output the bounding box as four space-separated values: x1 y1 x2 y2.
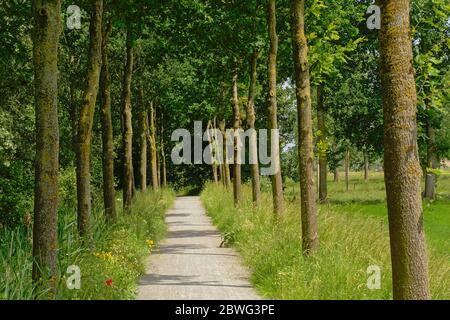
0 162 34 229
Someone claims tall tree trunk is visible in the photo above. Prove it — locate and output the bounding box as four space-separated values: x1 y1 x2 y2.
206 120 219 185
161 113 167 187
69 55 79 156
149 102 159 191
76 0 103 237
377 0 430 300
219 118 231 188
267 0 284 215
345 148 350 192
32 0 61 286
424 121 438 199
121 31 134 209
247 49 261 206
317 84 327 202
291 0 318 254
364 150 369 181
334 168 339 182
138 86 147 191
232 72 242 205
99 17 116 220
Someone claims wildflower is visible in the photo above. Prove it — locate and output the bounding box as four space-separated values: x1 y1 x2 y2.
94 251 113 260
146 240 154 249
105 278 113 286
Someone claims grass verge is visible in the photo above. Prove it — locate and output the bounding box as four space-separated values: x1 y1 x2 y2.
201 182 449 300
0 188 174 300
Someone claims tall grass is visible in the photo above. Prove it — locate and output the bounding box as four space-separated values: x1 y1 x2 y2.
201 183 449 300
0 188 174 300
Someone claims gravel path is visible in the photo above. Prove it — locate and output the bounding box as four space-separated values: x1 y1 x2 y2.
137 196 260 300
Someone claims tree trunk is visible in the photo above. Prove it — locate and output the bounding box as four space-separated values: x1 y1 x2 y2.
267 0 284 215
69 56 79 155
206 120 219 185
149 102 159 191
364 150 369 181
219 118 231 188
291 0 318 254
32 0 61 286
232 72 242 206
247 49 261 206
334 168 339 182
121 32 134 209
345 148 350 192
424 122 438 199
76 0 103 237
161 113 167 187
138 86 147 191
377 0 430 300
317 84 327 202
99 17 116 220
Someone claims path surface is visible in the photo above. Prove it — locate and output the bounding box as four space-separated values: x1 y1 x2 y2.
137 196 260 300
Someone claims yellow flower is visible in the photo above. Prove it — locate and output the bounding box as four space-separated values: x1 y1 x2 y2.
94 251 113 260
146 240 154 248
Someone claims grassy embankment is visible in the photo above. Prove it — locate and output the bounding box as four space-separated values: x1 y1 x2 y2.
0 188 174 300
201 171 449 299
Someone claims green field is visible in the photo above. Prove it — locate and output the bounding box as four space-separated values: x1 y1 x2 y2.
293 170 450 257
201 171 450 300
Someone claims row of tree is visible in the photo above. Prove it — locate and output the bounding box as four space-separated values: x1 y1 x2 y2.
0 0 447 299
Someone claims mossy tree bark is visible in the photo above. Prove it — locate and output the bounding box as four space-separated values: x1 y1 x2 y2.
121 32 134 209
291 0 318 254
138 85 148 191
99 17 116 220
232 72 242 206
317 84 327 202
148 101 159 191
219 118 231 188
206 120 219 185
247 49 261 206
161 112 167 187
32 0 61 286
377 0 430 300
76 0 103 237
267 0 284 215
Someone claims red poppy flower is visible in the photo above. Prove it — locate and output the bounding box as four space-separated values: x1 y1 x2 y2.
105 278 113 286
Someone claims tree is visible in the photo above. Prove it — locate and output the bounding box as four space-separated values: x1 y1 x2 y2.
76 0 103 237
99 14 116 220
377 0 430 300
267 0 284 215
232 71 242 206
121 31 134 209
138 85 148 191
317 84 327 201
31 0 61 286
247 49 261 206
290 0 318 254
148 101 159 191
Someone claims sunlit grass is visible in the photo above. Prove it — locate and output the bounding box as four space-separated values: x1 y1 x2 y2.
0 188 175 300
201 173 450 300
